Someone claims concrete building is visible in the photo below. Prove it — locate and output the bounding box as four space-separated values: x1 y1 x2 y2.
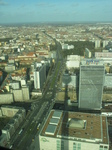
0 93 13 104
39 110 109 150
13 86 30 101
104 74 112 88
34 62 46 90
21 79 26 86
5 64 15 72
95 40 101 49
22 86 30 101
9 81 20 90
103 41 109 48
85 48 91 58
95 52 112 58
66 55 80 69
0 106 26 144
13 89 23 101
79 60 105 110
1 106 19 117
62 43 74 50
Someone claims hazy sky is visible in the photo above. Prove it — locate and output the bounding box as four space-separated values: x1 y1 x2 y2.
0 0 112 24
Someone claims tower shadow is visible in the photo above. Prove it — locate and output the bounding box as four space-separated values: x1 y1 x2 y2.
60 71 72 150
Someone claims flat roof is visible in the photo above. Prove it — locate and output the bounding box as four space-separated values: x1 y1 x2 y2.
41 110 109 144
45 124 57 135
52 110 62 119
49 118 59 125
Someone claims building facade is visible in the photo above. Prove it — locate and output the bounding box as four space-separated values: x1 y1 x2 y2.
85 48 91 58
34 63 46 90
79 60 105 110
39 110 109 150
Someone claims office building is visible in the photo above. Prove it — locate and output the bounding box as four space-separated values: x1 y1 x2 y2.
39 110 109 150
85 48 91 58
95 40 101 49
95 52 112 58
66 55 80 69
103 41 109 48
34 62 46 90
5 64 15 72
79 60 105 110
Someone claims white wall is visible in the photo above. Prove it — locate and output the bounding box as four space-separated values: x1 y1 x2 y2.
39 135 109 150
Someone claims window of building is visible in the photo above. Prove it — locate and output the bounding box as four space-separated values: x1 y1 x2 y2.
73 143 76 150
73 143 81 150
99 145 103 150
57 140 61 150
61 141 64 149
104 146 108 150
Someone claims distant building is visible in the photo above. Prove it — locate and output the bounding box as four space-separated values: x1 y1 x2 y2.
21 79 26 87
39 110 109 150
95 52 112 58
9 81 20 90
104 74 112 88
34 62 46 90
85 48 91 58
105 41 112 50
22 86 30 101
95 40 100 49
12 86 30 101
79 60 105 110
103 40 109 48
66 55 80 68
49 51 57 59
5 64 15 72
62 43 74 50
0 93 13 104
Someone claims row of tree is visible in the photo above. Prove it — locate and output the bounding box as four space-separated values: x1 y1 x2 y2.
62 41 95 57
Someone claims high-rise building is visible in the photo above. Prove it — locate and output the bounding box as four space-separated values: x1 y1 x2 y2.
39 110 109 150
85 48 91 58
79 60 105 110
34 62 46 90
103 40 109 48
95 40 101 49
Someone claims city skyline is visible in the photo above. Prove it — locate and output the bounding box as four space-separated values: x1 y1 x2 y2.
0 0 112 24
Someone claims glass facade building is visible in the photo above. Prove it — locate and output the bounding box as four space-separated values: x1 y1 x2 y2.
79 64 105 110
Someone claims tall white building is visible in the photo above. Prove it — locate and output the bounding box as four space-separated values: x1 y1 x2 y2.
95 40 101 49
85 48 91 58
34 62 46 90
103 40 109 48
79 60 105 110
39 110 109 150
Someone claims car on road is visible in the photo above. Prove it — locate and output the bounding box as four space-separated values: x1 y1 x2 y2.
37 123 41 130
18 129 23 135
9 145 12 149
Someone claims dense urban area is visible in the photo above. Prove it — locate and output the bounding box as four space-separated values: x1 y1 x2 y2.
0 23 112 150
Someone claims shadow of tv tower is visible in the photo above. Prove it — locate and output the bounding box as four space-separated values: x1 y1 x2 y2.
62 70 71 111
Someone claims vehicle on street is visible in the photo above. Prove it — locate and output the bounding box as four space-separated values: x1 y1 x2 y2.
37 123 41 130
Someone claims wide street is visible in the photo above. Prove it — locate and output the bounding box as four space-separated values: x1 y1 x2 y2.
9 33 64 150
